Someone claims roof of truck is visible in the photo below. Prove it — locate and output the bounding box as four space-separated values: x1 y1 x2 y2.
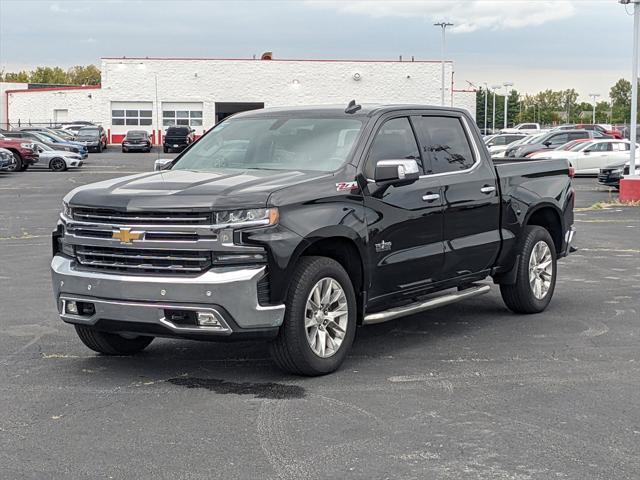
232 104 470 118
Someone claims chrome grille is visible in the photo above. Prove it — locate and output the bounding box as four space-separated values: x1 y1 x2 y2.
76 245 212 274
72 207 211 225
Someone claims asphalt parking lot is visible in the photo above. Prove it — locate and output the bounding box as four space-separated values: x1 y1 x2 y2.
1 150 639 479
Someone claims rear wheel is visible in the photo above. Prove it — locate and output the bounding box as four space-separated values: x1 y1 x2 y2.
270 256 356 376
74 325 153 355
500 226 557 314
97 143 103 153
49 157 67 172
163 146 169 153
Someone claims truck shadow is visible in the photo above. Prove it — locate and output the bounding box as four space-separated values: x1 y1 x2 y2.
70 296 511 381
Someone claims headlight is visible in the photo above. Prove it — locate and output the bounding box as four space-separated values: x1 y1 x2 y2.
20 142 34 149
215 208 278 227
62 202 72 218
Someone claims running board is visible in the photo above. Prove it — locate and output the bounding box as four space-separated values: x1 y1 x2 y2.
363 284 491 325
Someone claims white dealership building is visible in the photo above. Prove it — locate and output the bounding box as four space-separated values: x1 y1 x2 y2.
3 56 476 144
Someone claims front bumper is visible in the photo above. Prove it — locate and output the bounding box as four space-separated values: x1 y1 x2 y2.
598 168 625 188
51 255 285 339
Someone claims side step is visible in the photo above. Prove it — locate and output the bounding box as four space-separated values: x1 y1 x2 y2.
363 284 491 325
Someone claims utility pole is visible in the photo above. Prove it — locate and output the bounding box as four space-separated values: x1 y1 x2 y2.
589 93 601 124
483 83 489 134
434 22 454 106
620 0 640 176
491 84 501 132
503 82 513 129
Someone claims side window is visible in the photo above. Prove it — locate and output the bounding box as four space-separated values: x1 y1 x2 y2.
549 133 568 145
365 117 421 178
414 116 476 174
568 132 588 141
592 142 611 152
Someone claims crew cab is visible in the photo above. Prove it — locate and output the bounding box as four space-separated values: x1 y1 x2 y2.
0 134 39 171
163 126 194 153
51 104 575 376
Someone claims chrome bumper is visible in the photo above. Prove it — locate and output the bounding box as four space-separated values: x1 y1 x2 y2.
51 255 285 334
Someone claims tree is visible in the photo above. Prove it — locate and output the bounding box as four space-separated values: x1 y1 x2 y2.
610 78 632 124
2 70 30 83
67 65 101 85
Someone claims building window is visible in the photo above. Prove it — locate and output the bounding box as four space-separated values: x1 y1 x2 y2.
112 109 153 126
163 110 203 127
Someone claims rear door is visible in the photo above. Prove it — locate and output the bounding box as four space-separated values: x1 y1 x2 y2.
413 113 501 279
363 115 445 304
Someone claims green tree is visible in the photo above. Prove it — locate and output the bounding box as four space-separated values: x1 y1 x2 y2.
610 78 632 123
30 66 68 84
67 65 101 85
2 70 30 83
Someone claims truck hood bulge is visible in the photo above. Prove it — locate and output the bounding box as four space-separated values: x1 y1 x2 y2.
66 168 329 211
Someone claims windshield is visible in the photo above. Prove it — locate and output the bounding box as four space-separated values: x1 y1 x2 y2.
523 133 546 145
36 131 66 142
34 142 53 152
77 129 99 138
126 131 147 139
173 117 364 172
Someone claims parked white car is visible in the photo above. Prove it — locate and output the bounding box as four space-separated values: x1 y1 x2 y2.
529 139 638 175
485 133 528 157
34 142 84 171
500 123 541 134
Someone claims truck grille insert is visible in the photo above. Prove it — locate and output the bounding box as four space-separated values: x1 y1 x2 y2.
72 207 211 225
76 245 211 274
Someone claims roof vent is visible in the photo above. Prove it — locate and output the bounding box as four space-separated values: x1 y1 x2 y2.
261 52 273 60
345 100 361 114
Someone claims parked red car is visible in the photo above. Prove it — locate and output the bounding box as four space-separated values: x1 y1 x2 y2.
575 124 623 139
0 134 39 171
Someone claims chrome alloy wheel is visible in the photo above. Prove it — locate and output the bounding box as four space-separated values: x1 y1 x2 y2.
529 240 553 300
304 277 348 358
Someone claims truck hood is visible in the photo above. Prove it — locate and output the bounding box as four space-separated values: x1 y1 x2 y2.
66 168 330 210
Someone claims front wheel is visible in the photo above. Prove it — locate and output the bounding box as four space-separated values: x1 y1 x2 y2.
74 325 153 355
500 225 557 314
97 143 103 153
49 157 67 172
6 152 22 172
269 256 356 376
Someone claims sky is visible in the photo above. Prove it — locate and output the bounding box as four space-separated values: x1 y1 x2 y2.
0 0 634 102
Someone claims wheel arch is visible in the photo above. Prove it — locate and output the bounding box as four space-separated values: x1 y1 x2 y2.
524 203 564 253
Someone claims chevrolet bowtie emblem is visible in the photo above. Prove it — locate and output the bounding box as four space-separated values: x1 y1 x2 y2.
112 228 144 244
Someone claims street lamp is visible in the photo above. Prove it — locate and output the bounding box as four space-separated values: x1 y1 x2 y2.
483 82 489 134
503 82 514 129
620 0 639 176
491 84 501 132
589 93 600 124
434 21 454 107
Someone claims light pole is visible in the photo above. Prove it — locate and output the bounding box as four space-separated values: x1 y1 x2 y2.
491 84 501 132
589 93 600 124
620 0 640 176
434 21 454 106
503 82 513 129
483 83 489 134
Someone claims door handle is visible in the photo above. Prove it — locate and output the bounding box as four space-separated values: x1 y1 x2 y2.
422 193 440 202
480 185 496 194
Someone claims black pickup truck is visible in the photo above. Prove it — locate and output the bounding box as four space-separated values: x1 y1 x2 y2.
52 104 575 376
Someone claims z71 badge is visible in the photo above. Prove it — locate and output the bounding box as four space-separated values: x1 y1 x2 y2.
336 181 358 192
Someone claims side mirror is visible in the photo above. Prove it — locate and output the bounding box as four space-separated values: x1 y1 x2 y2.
154 158 174 171
543 141 552 147
374 159 420 186
584 150 592 154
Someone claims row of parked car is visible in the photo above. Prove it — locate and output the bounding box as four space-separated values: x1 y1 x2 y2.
0 122 111 172
483 123 633 189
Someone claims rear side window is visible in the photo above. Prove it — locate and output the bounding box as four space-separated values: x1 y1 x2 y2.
414 116 476 174
568 132 588 141
365 117 422 178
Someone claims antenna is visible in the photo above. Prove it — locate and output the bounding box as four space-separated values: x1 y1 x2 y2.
345 100 361 114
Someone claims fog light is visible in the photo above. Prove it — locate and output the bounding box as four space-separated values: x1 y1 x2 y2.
197 312 224 329
66 301 78 315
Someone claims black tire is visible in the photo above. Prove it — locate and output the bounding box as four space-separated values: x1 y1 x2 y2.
6 152 22 172
500 225 557 314
103 140 107 150
49 157 67 172
163 146 169 153
74 325 153 355
97 143 103 153
122 147 127 153
269 256 357 376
